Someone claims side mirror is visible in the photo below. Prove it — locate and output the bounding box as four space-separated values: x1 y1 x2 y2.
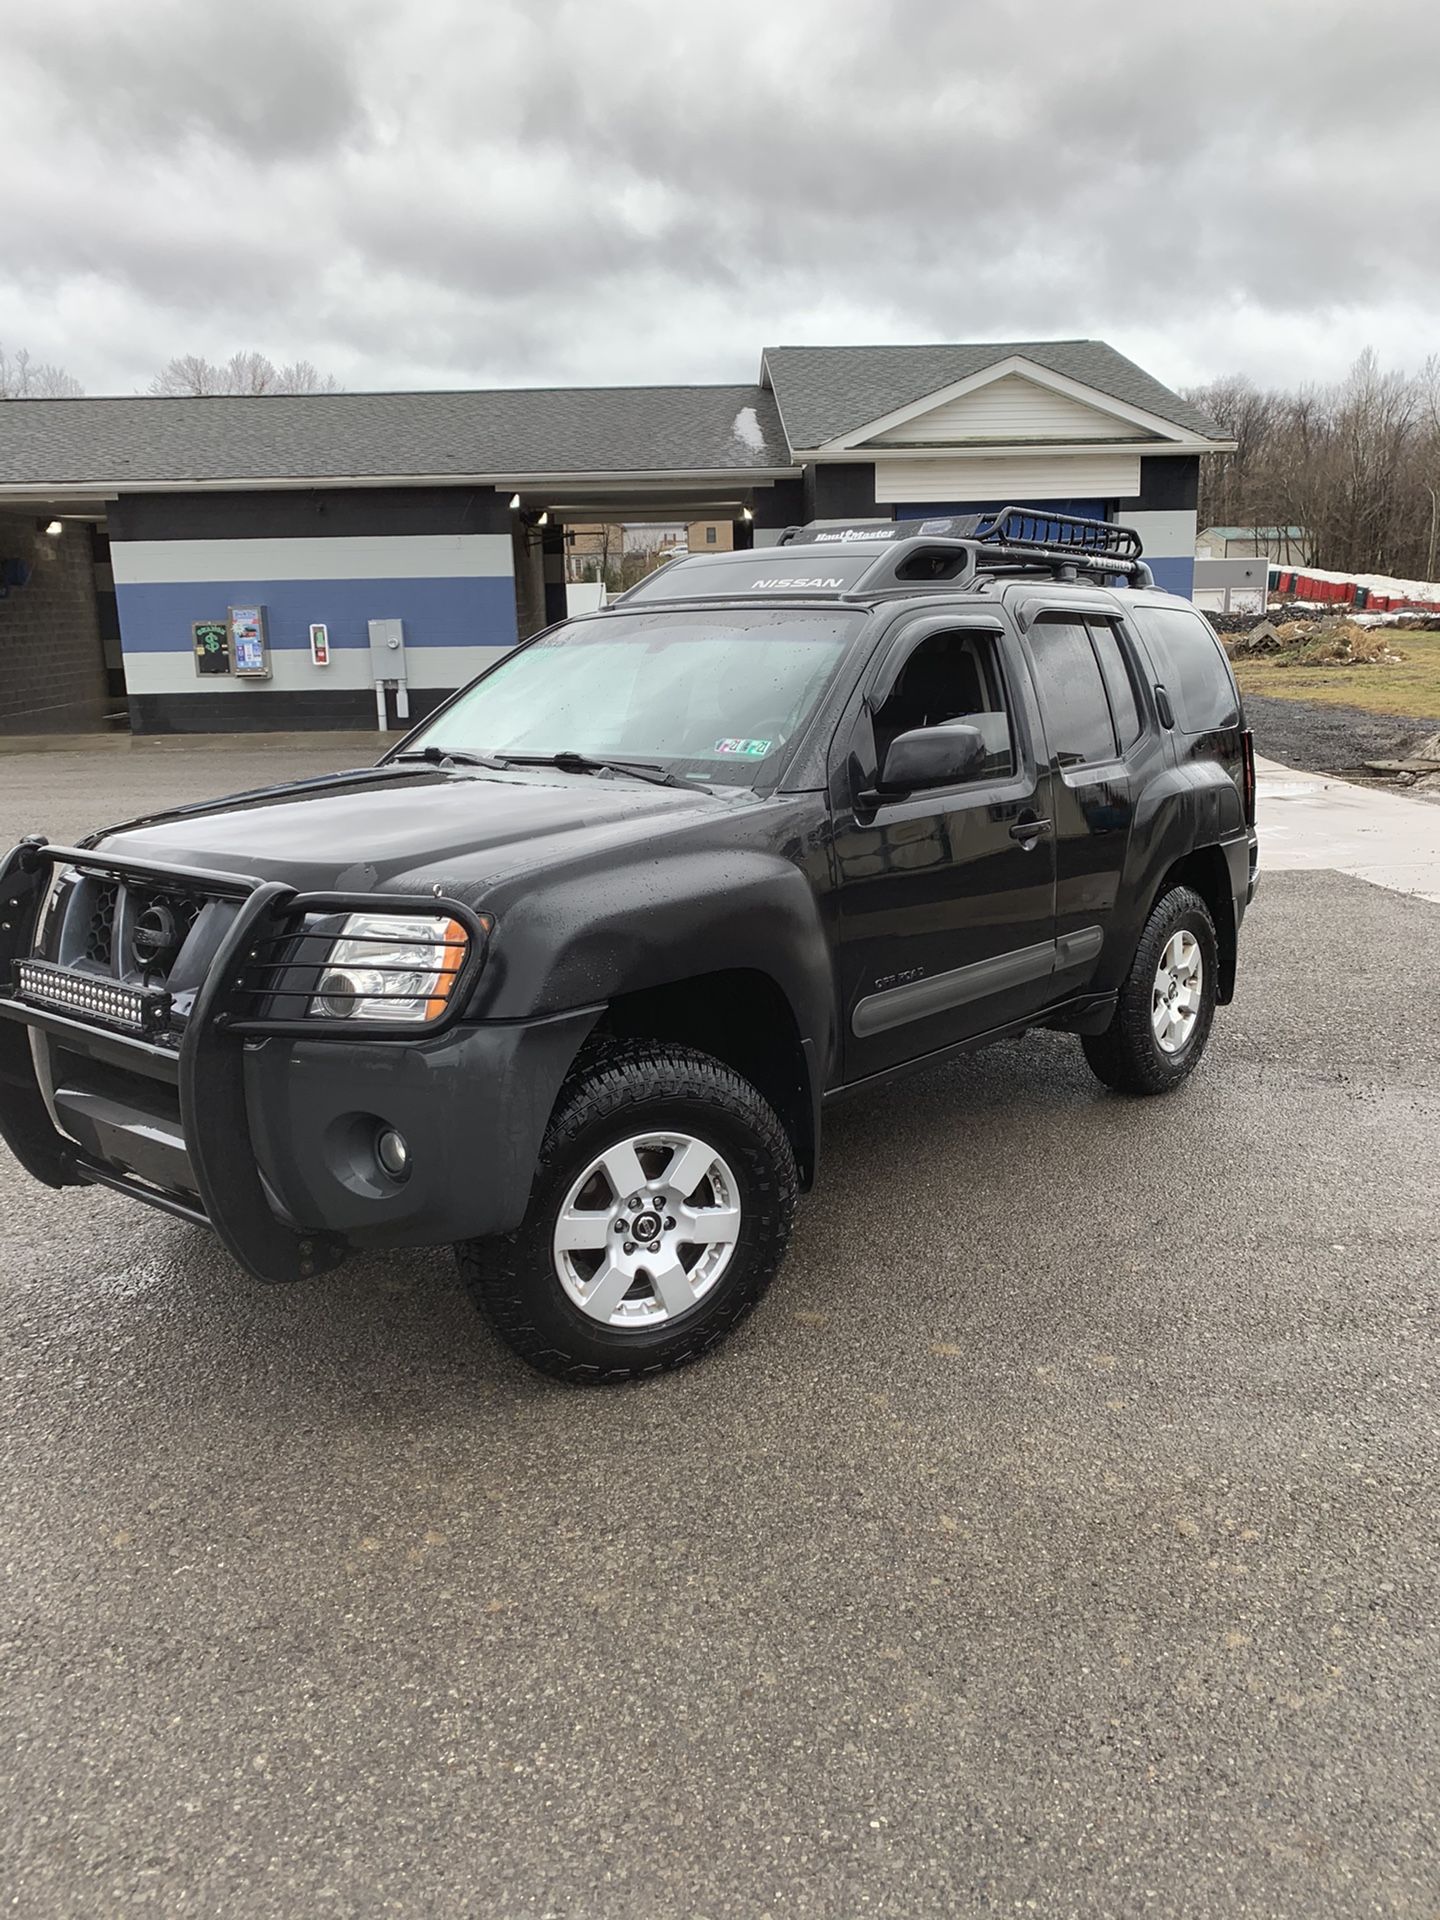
878 721 987 794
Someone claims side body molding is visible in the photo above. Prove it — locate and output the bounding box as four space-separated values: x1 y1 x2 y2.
852 925 1104 1038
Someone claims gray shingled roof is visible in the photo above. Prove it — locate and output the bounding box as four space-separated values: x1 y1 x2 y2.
0 343 1226 492
762 341 1226 448
0 384 792 488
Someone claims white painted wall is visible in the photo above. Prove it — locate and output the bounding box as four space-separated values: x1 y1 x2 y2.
566 581 606 615
119 643 503 694
874 451 1143 503
110 534 514 586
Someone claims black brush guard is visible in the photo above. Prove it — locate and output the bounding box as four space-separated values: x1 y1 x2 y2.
0 837 488 1284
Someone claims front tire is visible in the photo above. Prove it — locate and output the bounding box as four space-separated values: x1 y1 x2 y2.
1081 885 1219 1095
459 1039 798 1383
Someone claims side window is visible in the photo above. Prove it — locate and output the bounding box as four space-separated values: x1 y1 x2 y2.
1026 616 1118 767
871 629 1016 780
1130 604 1240 732
1087 618 1143 750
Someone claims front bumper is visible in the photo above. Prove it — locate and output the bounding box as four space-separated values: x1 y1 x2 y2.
0 840 598 1283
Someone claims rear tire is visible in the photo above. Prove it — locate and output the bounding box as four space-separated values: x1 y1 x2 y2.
458 1039 797 1383
1081 885 1218 1096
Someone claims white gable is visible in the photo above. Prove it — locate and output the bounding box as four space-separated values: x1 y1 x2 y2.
866 372 1162 447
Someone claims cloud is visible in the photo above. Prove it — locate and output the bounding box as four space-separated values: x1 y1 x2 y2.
1 0 1437 397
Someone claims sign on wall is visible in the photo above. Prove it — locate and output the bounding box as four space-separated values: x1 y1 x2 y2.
192 620 230 676
228 605 270 679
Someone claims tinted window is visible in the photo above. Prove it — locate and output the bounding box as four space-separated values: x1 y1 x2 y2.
872 629 1015 780
1026 616 1117 766
1087 618 1142 750
1130 604 1240 732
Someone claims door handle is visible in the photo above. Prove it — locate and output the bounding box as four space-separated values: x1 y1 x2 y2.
1009 816 1053 846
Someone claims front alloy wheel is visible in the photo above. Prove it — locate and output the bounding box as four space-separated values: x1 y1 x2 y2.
460 1039 798 1382
553 1131 743 1328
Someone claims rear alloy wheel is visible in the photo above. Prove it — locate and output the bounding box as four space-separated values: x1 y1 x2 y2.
459 1040 797 1382
1150 928 1204 1055
1081 885 1219 1095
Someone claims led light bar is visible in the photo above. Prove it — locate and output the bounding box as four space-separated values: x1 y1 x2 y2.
14 960 172 1036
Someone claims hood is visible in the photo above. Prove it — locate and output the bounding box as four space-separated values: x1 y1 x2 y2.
94 766 732 897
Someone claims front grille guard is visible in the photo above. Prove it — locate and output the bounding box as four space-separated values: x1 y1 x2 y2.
0 837 488 1283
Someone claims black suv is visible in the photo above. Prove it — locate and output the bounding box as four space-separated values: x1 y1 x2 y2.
0 510 1258 1382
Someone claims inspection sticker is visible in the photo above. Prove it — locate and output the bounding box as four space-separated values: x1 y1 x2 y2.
714 738 772 756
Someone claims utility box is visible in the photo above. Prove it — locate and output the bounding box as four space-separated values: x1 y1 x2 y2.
368 617 406 680
367 617 409 730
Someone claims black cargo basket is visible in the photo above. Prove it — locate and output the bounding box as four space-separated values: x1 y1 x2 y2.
967 506 1143 562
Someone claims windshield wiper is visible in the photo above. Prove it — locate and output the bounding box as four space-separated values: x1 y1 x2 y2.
392 746 511 771
502 751 686 789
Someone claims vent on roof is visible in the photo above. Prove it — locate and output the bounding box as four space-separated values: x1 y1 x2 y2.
892 549 972 582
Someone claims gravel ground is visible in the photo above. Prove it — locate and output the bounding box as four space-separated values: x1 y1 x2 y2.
2 745 1438 1919
1243 692 1440 772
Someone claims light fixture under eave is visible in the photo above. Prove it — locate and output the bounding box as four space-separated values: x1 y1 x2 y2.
43 519 63 535
508 493 521 510
741 507 754 521
536 511 549 526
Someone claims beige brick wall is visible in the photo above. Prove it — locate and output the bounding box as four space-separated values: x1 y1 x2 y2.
688 520 734 552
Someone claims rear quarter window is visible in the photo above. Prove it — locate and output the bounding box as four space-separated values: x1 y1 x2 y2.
1129 604 1240 732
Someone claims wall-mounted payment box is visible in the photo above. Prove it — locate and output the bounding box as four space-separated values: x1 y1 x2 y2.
229 605 271 679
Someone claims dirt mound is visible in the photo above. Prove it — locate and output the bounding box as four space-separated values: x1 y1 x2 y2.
1225 619 1404 667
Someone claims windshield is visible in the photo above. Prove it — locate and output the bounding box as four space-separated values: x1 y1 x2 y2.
405 607 863 787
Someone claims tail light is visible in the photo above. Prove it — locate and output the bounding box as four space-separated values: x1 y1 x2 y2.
1241 727 1256 826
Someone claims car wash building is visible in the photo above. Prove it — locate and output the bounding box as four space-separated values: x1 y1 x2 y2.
0 340 1230 735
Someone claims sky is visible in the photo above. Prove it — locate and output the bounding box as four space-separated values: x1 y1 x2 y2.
3 0 1437 400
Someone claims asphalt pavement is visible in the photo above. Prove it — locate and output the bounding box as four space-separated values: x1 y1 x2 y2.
1 738 1437 1919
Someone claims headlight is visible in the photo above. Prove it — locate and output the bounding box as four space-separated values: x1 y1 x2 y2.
311 912 472 1024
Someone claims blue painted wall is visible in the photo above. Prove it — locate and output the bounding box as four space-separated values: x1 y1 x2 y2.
114 575 516 655
1144 556 1195 597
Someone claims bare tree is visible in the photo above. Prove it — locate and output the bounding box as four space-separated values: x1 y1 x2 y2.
1184 374 1280 537
1418 355 1440 581
149 351 341 396
1189 352 1440 579
0 344 84 398
1326 350 1418 574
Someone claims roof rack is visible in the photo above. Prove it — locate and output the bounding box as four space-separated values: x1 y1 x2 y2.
611 508 1155 608
777 506 1152 585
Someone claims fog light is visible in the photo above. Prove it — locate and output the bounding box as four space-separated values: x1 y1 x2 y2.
376 1127 410 1180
